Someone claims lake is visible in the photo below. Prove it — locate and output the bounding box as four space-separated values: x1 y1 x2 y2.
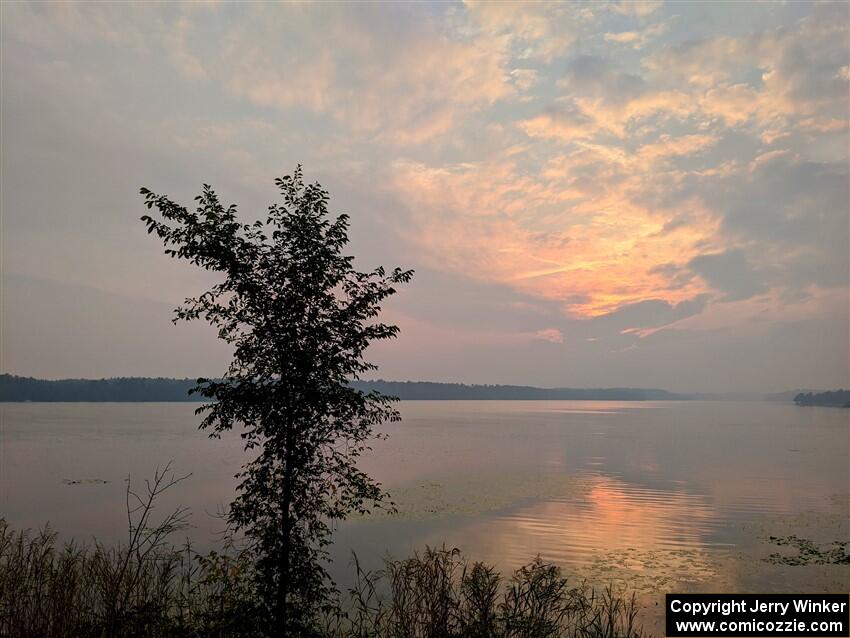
1 400 847 632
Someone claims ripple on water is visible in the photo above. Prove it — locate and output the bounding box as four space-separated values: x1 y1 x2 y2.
481 474 726 569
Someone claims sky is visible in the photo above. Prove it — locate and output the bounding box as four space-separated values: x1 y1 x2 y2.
1 1 848 393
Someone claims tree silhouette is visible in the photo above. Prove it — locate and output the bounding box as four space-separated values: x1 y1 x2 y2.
140 167 412 634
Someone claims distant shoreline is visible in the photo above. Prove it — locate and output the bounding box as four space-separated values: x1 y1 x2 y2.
793 390 850 408
0 374 822 403
1 374 687 402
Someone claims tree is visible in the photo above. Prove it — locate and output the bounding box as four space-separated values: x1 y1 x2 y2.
140 167 413 634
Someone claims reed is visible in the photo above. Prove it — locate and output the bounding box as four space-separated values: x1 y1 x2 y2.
0 464 258 638
331 546 645 638
0 469 646 638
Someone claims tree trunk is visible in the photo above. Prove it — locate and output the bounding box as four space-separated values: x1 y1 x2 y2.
278 446 293 633
279 503 291 632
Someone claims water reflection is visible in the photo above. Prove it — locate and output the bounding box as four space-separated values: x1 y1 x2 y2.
335 472 725 580
499 474 724 563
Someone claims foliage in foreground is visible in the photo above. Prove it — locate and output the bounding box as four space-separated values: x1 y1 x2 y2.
0 465 259 638
332 546 645 638
0 526 645 638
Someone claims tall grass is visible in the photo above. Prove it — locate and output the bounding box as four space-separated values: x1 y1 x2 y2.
0 464 258 638
330 547 645 638
0 521 257 638
0 469 646 638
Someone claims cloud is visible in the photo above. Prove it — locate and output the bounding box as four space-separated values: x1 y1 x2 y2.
165 17 208 81
562 55 646 101
644 3 849 134
637 134 717 162
589 294 711 337
520 100 595 141
546 55 694 137
390 153 716 318
510 68 539 92
462 1 588 62
534 328 565 343
687 250 766 302
604 21 669 50
611 1 664 18
146 4 520 146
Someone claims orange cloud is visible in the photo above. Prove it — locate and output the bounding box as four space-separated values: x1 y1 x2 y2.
391 155 719 318
637 134 717 162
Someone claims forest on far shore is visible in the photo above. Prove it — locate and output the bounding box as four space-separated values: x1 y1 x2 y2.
0 374 687 402
793 389 850 407
5 374 844 404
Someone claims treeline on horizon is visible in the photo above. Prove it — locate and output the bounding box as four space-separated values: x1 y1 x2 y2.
0 374 200 402
358 379 684 401
793 389 850 407
0 374 687 402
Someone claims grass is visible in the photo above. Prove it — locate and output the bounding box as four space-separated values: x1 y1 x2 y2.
0 521 259 638
0 464 259 638
330 547 645 638
1 532 645 638
0 466 647 638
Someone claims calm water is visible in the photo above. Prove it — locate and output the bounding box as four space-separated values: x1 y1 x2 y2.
1 400 847 630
